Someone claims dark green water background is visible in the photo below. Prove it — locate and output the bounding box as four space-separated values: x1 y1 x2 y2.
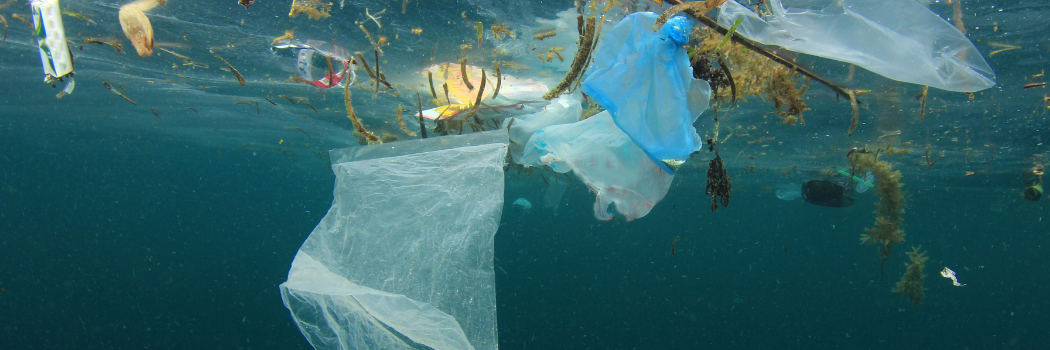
2 115 1047 349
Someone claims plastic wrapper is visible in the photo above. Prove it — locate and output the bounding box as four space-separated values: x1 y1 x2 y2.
506 93 582 164
582 12 712 173
522 112 673 221
717 0 996 92
281 130 508 350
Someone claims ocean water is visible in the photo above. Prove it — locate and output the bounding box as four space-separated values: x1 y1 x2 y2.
2 0 1049 349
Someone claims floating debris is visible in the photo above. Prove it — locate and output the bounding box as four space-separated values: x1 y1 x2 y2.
102 82 137 104
532 28 556 41
655 0 726 32
365 8 384 28
119 0 164 57
210 50 246 86
358 23 383 56
62 11 96 25
395 104 417 136
10 14 31 28
940 267 965 287
344 78 380 144
459 58 474 90
501 61 529 70
271 30 294 45
1024 82 1046 89
284 126 312 138
82 37 124 54
239 0 254 10
289 0 332 20
492 61 502 99
544 16 595 100
491 22 513 40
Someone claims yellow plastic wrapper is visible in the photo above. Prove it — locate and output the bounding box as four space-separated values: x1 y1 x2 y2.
119 0 162 57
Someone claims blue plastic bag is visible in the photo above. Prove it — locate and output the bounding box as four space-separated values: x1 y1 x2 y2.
582 12 712 174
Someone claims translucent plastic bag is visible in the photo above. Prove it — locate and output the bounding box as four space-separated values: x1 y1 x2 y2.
522 111 674 221
506 93 582 164
717 0 996 92
280 130 508 350
582 12 712 173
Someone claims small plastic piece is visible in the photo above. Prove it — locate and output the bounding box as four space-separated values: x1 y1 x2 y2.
271 39 354 88
717 0 996 92
522 111 674 221
31 0 75 95
582 12 712 174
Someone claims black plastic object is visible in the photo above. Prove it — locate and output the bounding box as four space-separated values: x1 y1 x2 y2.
801 180 854 208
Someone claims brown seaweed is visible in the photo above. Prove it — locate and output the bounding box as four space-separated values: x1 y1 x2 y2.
892 246 928 307
544 16 595 100
344 77 380 144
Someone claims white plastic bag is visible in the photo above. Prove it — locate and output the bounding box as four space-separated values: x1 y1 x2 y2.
717 0 995 92
281 130 508 350
506 93 582 164
522 112 673 221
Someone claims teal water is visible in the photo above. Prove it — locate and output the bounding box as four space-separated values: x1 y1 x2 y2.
2 0 1050 349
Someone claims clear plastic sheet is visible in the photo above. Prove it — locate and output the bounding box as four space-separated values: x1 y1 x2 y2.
582 12 712 173
506 93 583 164
281 130 508 350
522 112 674 221
717 0 996 92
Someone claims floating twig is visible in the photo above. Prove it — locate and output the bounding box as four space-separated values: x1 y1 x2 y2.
462 68 487 121
358 23 383 56
210 50 246 86
671 236 680 256
924 145 944 171
492 61 503 99
284 126 312 138
396 104 417 136
416 91 428 139
847 90 859 136
83 37 125 55
428 71 437 98
365 8 385 28
915 85 929 121
102 82 137 104
459 58 475 90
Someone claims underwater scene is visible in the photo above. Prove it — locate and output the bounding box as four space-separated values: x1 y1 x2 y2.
1 0 1049 349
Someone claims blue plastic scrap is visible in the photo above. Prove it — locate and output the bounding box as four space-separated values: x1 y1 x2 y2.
582 12 712 174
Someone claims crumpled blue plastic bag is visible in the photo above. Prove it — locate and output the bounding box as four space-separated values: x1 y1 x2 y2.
522 111 674 221
582 12 712 174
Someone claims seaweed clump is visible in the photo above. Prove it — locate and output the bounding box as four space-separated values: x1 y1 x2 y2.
689 28 809 125
704 139 732 212
893 246 928 307
767 67 810 126
850 151 906 277
289 0 332 20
